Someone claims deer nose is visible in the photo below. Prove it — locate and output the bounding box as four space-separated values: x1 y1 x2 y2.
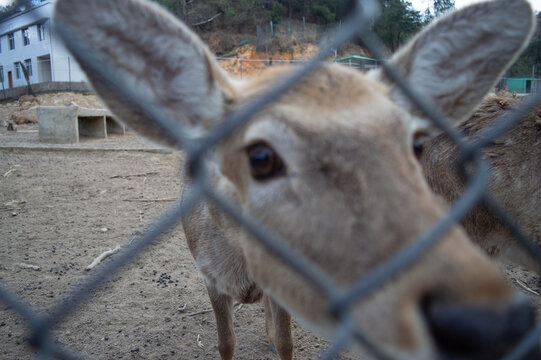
422 294 539 360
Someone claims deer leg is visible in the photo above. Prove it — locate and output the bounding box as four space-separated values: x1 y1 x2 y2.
270 297 293 360
207 285 235 360
263 295 277 354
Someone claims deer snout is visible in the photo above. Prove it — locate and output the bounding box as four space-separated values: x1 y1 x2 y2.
422 294 539 360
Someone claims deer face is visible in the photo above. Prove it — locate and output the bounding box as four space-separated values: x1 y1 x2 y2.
214 65 529 359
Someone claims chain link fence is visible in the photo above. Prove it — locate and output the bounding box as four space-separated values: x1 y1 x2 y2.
1 0 541 359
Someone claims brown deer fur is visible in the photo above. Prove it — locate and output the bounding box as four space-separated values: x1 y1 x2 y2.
54 0 539 359
421 93 541 274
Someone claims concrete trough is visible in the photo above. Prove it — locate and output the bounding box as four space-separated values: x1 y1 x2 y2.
38 106 125 143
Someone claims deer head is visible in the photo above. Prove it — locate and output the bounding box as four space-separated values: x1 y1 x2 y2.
54 0 538 359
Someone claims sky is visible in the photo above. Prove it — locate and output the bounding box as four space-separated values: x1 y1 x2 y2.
410 0 541 12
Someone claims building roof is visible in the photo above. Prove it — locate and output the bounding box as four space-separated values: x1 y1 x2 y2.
335 55 380 62
506 77 538 80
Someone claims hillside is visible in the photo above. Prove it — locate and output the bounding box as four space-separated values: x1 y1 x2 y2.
199 28 372 78
155 0 378 65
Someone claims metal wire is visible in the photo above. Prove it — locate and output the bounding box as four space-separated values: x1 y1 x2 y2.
0 0 540 359
501 323 541 360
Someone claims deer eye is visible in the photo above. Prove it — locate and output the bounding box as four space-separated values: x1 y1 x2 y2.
413 139 424 159
245 142 285 181
413 130 428 160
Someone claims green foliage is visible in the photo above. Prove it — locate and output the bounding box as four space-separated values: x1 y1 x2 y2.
151 0 344 27
312 0 338 23
152 0 176 13
272 2 287 24
419 0 454 26
433 0 454 16
423 7 434 24
372 0 422 52
507 38 541 77
506 13 541 77
0 0 45 20
312 4 334 23
150 0 427 55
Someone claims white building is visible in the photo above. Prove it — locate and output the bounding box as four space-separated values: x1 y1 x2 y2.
0 0 86 89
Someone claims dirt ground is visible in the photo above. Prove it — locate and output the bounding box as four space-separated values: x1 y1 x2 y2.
0 124 540 359
217 44 319 78
0 123 360 360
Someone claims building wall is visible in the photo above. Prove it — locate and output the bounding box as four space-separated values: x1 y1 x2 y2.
505 78 540 94
0 1 86 89
48 20 86 83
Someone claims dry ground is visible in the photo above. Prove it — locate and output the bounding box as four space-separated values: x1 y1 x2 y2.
0 123 540 360
0 124 358 360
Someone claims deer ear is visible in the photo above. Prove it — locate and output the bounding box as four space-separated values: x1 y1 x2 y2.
370 0 535 134
54 0 238 147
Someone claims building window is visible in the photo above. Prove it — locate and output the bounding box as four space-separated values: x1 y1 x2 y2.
22 28 30 46
14 62 20 79
8 33 15 50
0 66 4 83
24 59 32 77
37 23 45 41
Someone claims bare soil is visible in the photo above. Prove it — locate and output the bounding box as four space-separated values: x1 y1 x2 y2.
217 44 319 78
0 124 358 360
0 123 540 360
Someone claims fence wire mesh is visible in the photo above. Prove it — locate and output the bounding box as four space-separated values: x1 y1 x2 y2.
1 0 541 359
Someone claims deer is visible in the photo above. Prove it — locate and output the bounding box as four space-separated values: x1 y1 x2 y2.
419 93 541 276
54 0 540 359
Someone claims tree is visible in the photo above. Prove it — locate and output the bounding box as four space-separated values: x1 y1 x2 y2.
372 0 422 53
272 1 287 24
506 12 541 77
423 7 434 24
0 0 44 20
311 0 339 23
433 0 454 16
